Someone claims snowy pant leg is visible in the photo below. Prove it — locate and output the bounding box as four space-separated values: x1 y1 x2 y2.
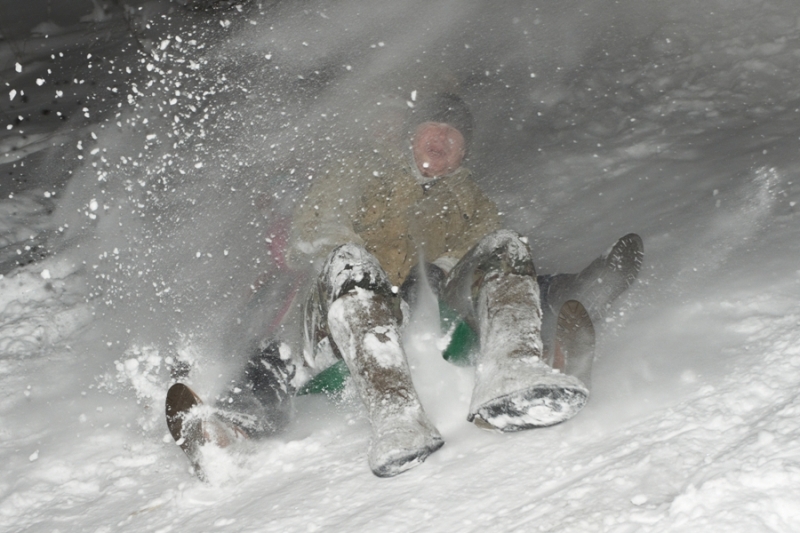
305 244 443 477
441 229 538 335
216 343 295 439
443 230 588 431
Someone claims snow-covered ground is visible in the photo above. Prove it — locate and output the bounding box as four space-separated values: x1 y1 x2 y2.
2 0 800 531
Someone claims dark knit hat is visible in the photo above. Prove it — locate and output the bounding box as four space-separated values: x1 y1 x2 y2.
407 92 474 150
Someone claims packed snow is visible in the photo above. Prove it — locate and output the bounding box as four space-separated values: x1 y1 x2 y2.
2 0 800 531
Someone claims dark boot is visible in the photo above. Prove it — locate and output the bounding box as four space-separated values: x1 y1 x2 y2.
540 233 643 359
217 342 295 438
542 233 643 322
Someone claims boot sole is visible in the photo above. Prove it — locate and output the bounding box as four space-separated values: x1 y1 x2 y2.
166 383 207 480
469 384 588 431
580 233 644 318
470 301 594 432
166 383 249 481
371 437 445 478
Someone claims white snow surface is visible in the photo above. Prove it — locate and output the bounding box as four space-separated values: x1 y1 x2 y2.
2 1 800 532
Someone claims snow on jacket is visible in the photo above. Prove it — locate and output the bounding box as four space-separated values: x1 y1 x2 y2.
291 150 500 286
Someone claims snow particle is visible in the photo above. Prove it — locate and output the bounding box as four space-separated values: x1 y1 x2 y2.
41 269 51 280
631 494 648 506
15 63 22 73
9 89 16 101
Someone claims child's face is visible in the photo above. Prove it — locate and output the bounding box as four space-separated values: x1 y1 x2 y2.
411 122 465 178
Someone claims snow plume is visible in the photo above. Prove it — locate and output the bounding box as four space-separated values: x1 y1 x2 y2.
36 0 671 393
99 339 201 432
679 166 783 277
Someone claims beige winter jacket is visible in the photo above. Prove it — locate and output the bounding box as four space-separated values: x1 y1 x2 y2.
291 151 500 286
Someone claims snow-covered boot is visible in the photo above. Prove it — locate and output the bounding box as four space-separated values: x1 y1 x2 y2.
468 272 588 431
319 245 443 477
328 289 443 476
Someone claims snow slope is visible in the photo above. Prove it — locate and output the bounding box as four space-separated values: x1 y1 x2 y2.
1 0 800 531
